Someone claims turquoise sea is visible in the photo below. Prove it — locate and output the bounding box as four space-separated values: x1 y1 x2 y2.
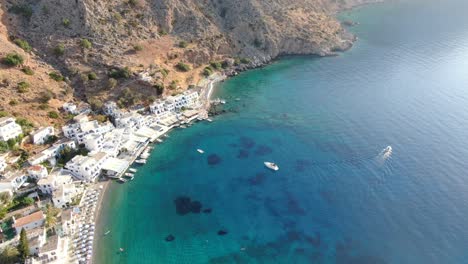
95 0 468 263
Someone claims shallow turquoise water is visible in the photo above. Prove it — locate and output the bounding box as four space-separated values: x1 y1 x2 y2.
96 0 468 263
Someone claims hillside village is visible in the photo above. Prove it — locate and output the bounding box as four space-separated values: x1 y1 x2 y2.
0 85 204 263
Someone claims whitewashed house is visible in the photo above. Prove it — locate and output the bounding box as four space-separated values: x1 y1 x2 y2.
103 101 124 118
0 155 6 173
61 209 75 236
83 133 104 152
31 127 55 145
13 211 45 233
27 165 48 180
73 114 89 123
0 171 28 193
65 152 108 182
52 184 77 208
115 112 146 130
28 139 76 166
37 173 56 194
26 226 47 255
62 102 78 114
0 117 22 142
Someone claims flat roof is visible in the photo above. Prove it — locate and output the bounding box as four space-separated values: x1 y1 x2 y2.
102 157 130 174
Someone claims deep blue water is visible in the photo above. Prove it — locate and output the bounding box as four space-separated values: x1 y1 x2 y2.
96 0 468 263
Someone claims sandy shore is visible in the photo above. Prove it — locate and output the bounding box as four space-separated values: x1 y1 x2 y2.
90 73 226 263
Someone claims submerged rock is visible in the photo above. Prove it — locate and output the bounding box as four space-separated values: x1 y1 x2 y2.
174 196 204 215
254 145 273 156
190 201 202 213
218 230 228 236
202 208 212 214
165 235 175 242
240 137 255 149
248 173 266 186
237 149 249 159
207 154 222 165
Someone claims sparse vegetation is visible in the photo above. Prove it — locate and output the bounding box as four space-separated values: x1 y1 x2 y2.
88 98 103 111
54 44 65 56
153 83 164 95
210 61 222 70
21 66 34 75
107 78 118 89
9 4 33 19
109 67 131 79
49 72 64 82
9 100 18 106
178 41 188 48
133 44 143 51
117 88 138 108
160 68 169 79
39 90 54 103
175 62 190 72
16 118 34 134
203 66 214 77
48 111 59 119
80 38 92 49
13 39 32 53
2 53 24 67
240 57 251 64
169 80 178 90
159 29 168 36
88 72 98 80
62 18 70 27
17 82 30 93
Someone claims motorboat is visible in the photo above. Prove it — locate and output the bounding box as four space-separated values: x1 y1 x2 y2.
206 118 213 122
156 139 164 143
264 162 279 171
104 230 110 236
197 149 205 154
125 173 134 177
135 159 147 164
129 168 137 173
117 178 127 183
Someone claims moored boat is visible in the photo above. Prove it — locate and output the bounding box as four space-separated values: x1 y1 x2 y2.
197 149 204 154
129 168 137 173
135 159 147 164
264 162 279 171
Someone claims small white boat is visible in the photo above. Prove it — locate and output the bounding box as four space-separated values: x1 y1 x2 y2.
125 173 134 177
220 100 226 104
156 139 163 143
117 178 127 183
135 159 147 164
129 168 137 173
197 149 205 154
207 118 213 122
264 162 279 171
104 230 110 236
381 145 392 159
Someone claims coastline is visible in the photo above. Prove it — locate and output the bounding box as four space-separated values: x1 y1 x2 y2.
91 73 225 263
89 2 376 261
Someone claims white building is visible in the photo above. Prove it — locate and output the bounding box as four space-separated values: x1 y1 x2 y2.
115 112 147 130
61 209 75 236
0 117 22 142
63 120 114 144
37 169 74 195
52 184 77 208
0 171 28 194
103 101 123 118
27 165 48 180
83 133 104 152
0 155 6 173
65 152 108 182
13 211 45 234
62 102 78 114
28 139 76 166
26 226 46 255
31 127 55 145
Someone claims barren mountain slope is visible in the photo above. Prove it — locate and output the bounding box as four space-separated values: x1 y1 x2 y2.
0 0 376 125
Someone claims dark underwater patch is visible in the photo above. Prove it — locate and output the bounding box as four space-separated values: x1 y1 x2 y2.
217 230 228 236
254 145 273 156
174 196 204 215
237 149 249 159
240 136 255 149
207 154 222 165
203 208 212 214
285 192 305 215
248 172 266 186
295 159 312 172
165 235 175 242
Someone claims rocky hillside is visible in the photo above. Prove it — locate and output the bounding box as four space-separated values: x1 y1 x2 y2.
0 0 376 126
